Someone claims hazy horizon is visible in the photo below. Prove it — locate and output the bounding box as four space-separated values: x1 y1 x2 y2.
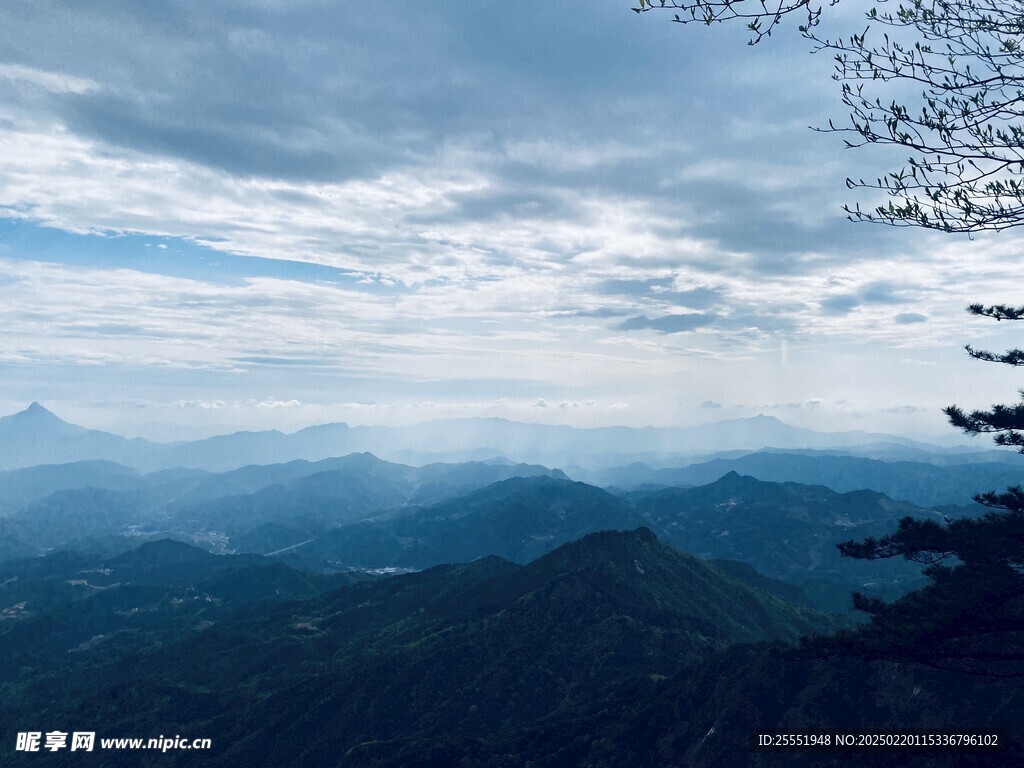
0 399 977 448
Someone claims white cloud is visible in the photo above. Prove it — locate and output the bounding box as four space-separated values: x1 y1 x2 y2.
257 397 302 409
0 4 1021 437
0 63 99 94
174 399 225 410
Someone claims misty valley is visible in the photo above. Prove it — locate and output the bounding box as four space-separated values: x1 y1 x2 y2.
0 403 1021 766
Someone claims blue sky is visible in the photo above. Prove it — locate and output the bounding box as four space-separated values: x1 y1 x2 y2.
0 0 1021 440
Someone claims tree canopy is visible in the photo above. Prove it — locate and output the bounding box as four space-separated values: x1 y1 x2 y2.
823 304 1024 675
634 0 1024 232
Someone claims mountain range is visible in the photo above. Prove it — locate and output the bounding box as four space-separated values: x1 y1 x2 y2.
2 401 1015 766
0 402 976 472
0 442 945 612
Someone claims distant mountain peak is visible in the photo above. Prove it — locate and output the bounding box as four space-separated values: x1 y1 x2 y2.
716 413 785 427
715 470 747 482
1 401 75 428
17 402 61 420
705 471 772 492
541 527 662 564
631 525 659 544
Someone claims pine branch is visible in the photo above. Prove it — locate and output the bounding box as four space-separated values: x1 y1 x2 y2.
965 345 1024 366
968 303 1024 321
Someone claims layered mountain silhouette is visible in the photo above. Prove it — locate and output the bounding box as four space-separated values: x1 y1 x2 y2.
2 449 937 612
592 450 1024 507
0 453 570 560
2 401 1011 767
632 471 933 601
0 402 968 472
281 475 644 569
0 403 157 470
0 460 145 514
253 471 933 609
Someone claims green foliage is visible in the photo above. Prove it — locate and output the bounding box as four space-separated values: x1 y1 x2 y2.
945 304 1024 451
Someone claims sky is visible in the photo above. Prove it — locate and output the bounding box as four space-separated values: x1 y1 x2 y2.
1 0 1022 441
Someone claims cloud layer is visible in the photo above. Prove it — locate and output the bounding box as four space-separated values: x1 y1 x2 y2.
0 1 1020 437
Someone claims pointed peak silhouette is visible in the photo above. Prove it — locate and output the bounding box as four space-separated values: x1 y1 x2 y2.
8 402 67 423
